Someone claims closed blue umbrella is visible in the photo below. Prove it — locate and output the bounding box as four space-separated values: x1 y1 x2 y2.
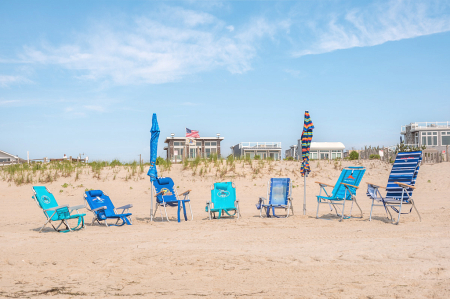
147 113 160 220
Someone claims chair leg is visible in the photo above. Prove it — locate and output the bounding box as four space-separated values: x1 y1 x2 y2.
163 204 170 222
188 202 193 221
369 199 375 221
340 199 346 222
39 218 53 233
316 201 320 219
354 199 363 218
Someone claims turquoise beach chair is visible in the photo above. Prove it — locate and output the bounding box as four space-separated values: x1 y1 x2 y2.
206 182 240 220
256 178 293 218
315 166 366 221
32 186 86 233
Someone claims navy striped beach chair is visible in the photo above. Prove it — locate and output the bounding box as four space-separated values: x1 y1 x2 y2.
366 151 422 225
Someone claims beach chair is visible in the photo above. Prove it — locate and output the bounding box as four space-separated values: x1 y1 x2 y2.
316 166 365 221
256 178 293 218
84 190 133 226
32 186 86 233
206 182 240 220
366 151 422 225
152 177 193 222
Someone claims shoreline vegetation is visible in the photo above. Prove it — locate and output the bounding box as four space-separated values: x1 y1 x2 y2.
1 155 394 188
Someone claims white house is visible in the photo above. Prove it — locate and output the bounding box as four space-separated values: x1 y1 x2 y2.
295 142 345 160
0 150 20 164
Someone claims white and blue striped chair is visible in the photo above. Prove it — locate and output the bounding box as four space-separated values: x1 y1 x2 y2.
367 151 422 225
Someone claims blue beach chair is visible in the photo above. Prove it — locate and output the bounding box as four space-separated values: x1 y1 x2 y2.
84 190 133 226
256 178 293 218
206 182 240 220
367 151 422 225
152 177 193 222
315 166 366 221
32 186 86 233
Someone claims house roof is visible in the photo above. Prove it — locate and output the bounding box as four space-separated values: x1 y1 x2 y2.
309 142 345 150
0 150 18 159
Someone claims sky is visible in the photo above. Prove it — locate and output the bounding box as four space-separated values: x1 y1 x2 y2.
1 0 450 161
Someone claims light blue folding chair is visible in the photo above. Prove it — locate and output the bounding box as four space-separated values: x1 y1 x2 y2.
256 178 293 218
367 151 422 225
206 182 240 220
32 186 86 233
315 166 366 221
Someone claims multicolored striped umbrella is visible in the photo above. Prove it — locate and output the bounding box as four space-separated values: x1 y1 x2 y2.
300 111 314 177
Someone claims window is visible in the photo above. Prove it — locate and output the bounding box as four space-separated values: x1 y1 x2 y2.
422 131 438 146
210 142 217 146
174 142 185 147
196 142 202 146
189 148 196 158
442 132 450 146
205 142 210 146
0 158 10 162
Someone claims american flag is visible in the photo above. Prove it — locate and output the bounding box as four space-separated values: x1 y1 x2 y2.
186 128 200 138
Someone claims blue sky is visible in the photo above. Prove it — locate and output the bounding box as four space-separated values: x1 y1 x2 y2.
1 0 450 161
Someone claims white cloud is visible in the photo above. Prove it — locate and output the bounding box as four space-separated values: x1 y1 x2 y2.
181 102 199 106
83 105 105 112
226 25 234 32
0 100 20 105
17 7 280 85
0 75 32 87
292 0 450 57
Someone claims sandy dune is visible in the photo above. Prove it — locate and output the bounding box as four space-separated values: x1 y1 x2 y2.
1 160 450 298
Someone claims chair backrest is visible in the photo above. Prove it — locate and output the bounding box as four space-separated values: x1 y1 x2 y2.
84 190 116 217
330 167 366 200
268 178 291 205
385 151 422 200
153 177 178 203
211 182 237 209
32 186 66 220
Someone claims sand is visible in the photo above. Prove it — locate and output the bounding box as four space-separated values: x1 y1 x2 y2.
1 160 450 298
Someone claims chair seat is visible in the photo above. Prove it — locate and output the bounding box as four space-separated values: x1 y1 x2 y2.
63 213 86 220
262 204 288 208
210 207 236 212
104 213 132 219
317 195 351 201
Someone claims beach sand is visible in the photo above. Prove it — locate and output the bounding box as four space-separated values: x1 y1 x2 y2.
1 160 449 298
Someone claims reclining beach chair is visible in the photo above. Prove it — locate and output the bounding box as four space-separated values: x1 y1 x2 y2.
152 177 193 222
256 178 293 218
32 186 86 233
366 151 422 225
84 190 133 226
206 182 240 220
316 166 365 221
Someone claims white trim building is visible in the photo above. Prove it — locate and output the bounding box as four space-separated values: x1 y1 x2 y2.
295 142 345 160
231 142 282 160
0 150 20 164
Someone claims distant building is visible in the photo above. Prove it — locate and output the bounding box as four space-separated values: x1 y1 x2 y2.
401 122 450 152
231 142 282 160
164 136 224 163
0 150 20 164
285 145 297 159
295 142 345 160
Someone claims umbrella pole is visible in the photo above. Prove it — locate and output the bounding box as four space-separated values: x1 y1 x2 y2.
150 181 154 221
303 174 306 215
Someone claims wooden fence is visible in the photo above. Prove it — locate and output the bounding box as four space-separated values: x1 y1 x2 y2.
355 145 449 164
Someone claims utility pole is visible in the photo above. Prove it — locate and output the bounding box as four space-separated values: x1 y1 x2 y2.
140 154 142 165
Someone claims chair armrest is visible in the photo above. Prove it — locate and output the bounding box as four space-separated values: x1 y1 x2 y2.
69 205 86 211
394 182 416 189
235 198 239 202
341 182 359 189
180 190 191 196
92 206 107 212
315 181 334 188
366 182 386 189
44 204 69 212
288 196 293 200
154 190 166 197
259 197 266 201
116 204 133 210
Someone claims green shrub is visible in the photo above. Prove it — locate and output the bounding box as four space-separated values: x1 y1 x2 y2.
349 151 359 160
155 157 166 165
369 154 381 160
285 156 294 161
254 155 261 160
